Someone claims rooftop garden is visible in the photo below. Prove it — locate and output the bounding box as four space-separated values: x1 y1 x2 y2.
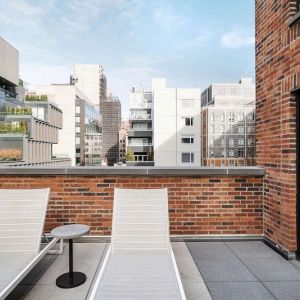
0 121 28 134
0 148 22 161
25 94 48 101
5 107 32 115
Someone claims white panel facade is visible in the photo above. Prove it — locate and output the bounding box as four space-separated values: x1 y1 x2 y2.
153 81 201 167
0 37 19 85
74 64 101 106
33 85 77 166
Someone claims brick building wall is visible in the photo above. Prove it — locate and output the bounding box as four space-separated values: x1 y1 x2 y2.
0 175 263 236
256 0 300 252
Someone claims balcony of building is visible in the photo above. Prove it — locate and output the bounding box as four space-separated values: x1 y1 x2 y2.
1 167 300 300
127 129 153 138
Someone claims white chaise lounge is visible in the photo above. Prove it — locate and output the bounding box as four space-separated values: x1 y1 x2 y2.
0 188 58 299
89 188 186 300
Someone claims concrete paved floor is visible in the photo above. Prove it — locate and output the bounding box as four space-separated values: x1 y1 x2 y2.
187 241 300 300
8 240 300 300
7 242 210 300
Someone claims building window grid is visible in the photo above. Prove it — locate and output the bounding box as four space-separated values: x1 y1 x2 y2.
182 152 194 163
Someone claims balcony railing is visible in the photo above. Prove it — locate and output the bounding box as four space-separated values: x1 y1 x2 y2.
0 122 28 134
129 114 152 120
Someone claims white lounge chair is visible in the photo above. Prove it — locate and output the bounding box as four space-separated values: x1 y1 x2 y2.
88 188 186 300
0 188 58 299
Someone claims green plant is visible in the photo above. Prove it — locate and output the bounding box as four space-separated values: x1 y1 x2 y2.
0 121 28 134
124 149 135 161
147 149 154 161
5 107 32 115
25 94 48 101
0 148 22 161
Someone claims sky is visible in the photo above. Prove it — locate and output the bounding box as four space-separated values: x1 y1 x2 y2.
0 0 255 117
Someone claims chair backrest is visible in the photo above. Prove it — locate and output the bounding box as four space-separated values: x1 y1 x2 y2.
0 188 50 254
112 188 170 253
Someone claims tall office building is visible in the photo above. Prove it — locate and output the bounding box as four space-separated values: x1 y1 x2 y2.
152 78 201 167
201 77 255 166
32 84 102 166
72 64 107 106
101 94 121 166
0 36 70 167
127 87 153 162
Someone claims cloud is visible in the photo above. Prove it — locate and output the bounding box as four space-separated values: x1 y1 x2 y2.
178 28 221 50
153 5 186 30
221 28 254 49
22 63 72 85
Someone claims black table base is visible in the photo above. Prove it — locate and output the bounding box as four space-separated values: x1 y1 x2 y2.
56 271 86 288
56 239 86 288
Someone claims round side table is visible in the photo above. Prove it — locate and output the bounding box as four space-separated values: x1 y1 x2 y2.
51 224 90 289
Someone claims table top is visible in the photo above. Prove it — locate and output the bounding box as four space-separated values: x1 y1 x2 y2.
51 224 90 239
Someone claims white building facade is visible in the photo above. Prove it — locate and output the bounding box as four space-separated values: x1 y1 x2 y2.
201 77 256 166
32 84 102 166
152 78 201 167
127 87 153 162
73 64 107 105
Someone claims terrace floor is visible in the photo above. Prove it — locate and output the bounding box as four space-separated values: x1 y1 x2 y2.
6 241 300 300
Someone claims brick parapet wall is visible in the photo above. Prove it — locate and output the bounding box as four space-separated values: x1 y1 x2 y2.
256 0 300 252
0 175 263 236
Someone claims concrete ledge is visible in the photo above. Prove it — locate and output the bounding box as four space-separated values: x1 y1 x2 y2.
0 166 265 176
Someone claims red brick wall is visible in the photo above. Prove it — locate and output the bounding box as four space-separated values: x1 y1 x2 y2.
256 0 300 251
0 175 263 236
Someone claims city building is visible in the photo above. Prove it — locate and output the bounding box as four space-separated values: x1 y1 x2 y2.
101 94 121 166
119 119 129 162
201 77 256 166
152 78 201 167
32 84 102 166
127 86 153 163
72 64 107 105
256 0 300 255
0 36 70 167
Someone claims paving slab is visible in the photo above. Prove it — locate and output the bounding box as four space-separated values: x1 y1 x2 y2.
24 243 107 299
186 242 256 282
206 282 276 300
263 281 300 300
226 241 279 259
242 257 300 282
172 242 212 300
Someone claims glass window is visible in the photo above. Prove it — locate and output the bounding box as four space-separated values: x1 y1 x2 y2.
228 149 234 157
75 106 80 113
238 126 244 134
229 138 234 147
75 127 80 133
76 116 80 123
238 113 244 122
184 117 194 126
76 137 80 144
228 113 234 122
247 138 254 146
238 148 244 157
238 138 244 146
181 135 194 144
247 125 253 133
182 152 194 163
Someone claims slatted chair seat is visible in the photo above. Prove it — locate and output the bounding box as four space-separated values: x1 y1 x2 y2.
88 188 186 300
0 189 57 299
